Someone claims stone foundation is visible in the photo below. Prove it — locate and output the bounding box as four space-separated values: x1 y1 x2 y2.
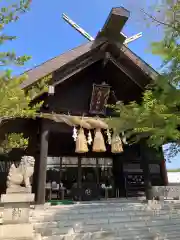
0 193 40 240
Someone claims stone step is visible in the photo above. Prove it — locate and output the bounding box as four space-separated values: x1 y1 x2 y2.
41 227 180 240
30 209 180 226
33 211 180 230
148 230 180 240
41 226 180 240
31 204 146 216
30 202 176 214
33 211 174 227
124 224 180 239
34 216 180 237
29 200 180 216
42 231 117 240
31 205 147 215
32 205 178 214
30 200 180 239
32 216 180 233
41 230 156 240
32 200 180 211
147 222 180 233
33 201 147 211
42 234 154 240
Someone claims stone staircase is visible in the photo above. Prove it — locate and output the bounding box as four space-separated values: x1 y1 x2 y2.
30 199 180 240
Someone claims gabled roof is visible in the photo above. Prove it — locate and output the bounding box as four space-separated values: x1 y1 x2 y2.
20 7 158 90
121 45 158 80
21 41 158 90
20 41 104 89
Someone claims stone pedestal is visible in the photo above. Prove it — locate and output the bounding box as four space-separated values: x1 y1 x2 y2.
1 193 34 225
0 193 39 240
0 223 34 239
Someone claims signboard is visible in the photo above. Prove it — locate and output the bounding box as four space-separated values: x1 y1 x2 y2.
89 83 110 115
123 163 143 173
149 164 160 174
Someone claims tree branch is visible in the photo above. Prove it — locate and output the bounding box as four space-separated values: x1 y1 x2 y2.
141 9 179 32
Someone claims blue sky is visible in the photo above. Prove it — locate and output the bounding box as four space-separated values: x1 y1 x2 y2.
2 0 180 169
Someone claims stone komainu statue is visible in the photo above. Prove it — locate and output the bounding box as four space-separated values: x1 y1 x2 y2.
6 156 35 191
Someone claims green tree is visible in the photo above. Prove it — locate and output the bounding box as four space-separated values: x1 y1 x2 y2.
0 0 47 153
108 0 180 158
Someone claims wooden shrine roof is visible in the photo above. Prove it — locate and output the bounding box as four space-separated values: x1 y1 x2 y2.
20 41 158 90
20 7 159 90
20 41 104 89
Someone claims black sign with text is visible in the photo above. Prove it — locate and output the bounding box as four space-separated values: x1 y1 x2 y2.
89 83 110 115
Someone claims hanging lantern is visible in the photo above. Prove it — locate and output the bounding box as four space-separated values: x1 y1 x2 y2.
92 128 106 152
48 85 55 95
111 132 123 153
75 128 88 153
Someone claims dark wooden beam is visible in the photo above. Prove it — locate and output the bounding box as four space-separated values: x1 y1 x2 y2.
77 157 82 201
96 7 130 43
108 54 144 90
54 53 103 87
30 51 104 102
20 41 105 89
160 160 168 186
140 143 153 200
121 45 158 80
102 52 111 68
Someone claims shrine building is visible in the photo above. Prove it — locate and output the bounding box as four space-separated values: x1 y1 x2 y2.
0 7 168 204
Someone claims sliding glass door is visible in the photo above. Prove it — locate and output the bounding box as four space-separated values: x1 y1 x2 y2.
46 156 113 200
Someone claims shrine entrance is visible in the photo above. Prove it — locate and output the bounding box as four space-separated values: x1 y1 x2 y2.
46 156 115 201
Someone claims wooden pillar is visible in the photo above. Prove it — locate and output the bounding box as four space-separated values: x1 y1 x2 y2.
59 157 62 182
155 147 168 186
140 143 153 200
113 155 125 197
77 157 82 201
33 154 40 200
26 119 41 198
143 160 153 200
161 159 168 186
96 158 100 186
36 122 49 205
96 158 100 199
